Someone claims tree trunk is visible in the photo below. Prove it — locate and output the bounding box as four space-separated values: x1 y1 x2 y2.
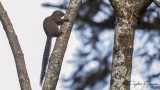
109 0 152 90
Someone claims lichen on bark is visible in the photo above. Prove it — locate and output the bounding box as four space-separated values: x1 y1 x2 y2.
109 0 152 90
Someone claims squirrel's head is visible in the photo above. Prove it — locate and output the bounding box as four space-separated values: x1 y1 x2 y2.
51 10 65 18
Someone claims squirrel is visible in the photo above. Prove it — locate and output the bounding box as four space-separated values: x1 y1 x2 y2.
40 10 69 86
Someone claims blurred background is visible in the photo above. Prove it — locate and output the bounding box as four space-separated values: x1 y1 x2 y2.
0 0 160 90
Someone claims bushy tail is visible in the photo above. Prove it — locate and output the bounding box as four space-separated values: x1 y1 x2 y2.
40 36 52 86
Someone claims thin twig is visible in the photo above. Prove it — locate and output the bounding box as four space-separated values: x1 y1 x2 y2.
153 0 160 7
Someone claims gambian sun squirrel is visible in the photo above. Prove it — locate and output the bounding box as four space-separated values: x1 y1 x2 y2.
40 10 69 86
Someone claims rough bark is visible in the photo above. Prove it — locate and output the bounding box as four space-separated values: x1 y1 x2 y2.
109 0 152 90
0 2 32 90
42 0 82 90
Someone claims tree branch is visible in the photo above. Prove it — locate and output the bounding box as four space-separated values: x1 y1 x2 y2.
0 2 32 90
42 0 82 89
153 0 160 7
42 3 67 9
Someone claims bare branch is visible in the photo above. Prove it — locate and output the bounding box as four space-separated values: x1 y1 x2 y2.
0 2 32 90
42 3 67 9
153 0 160 7
42 0 82 89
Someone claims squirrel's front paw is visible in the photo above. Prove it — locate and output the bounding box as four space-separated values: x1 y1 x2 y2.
60 32 63 35
64 19 69 22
